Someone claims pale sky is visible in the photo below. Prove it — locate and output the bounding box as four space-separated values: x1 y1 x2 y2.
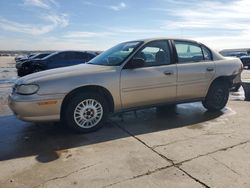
0 0 250 51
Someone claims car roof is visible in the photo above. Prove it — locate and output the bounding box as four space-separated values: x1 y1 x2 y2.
127 37 199 44
43 50 98 59
55 50 98 55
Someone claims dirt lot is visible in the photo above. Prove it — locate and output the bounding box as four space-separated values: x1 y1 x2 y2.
0 57 250 188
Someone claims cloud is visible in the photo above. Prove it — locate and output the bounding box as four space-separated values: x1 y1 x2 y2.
110 2 127 11
159 0 250 29
156 0 250 49
63 27 161 40
0 18 53 35
193 34 250 51
44 13 69 28
48 0 60 8
110 28 161 34
83 1 127 11
0 14 68 35
0 36 95 51
63 31 113 38
23 0 55 9
0 0 68 35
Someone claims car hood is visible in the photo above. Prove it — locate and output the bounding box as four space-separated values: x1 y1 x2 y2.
19 57 28 61
17 59 40 64
16 64 117 84
16 59 38 69
16 58 29 63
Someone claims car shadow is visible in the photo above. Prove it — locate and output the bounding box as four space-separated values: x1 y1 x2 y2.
0 102 225 163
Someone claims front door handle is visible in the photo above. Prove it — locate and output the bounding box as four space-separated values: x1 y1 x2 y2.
206 67 214 72
164 71 174 75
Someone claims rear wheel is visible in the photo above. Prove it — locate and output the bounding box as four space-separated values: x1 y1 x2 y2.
202 80 229 111
62 92 108 133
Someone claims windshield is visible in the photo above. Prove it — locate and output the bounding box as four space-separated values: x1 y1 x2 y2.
36 53 50 59
88 41 142 66
42 51 59 60
32 53 50 59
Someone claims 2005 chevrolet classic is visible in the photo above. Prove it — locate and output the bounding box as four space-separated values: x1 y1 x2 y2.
8 38 243 132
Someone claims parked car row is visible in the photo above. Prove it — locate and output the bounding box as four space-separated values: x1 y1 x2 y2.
15 53 51 64
219 49 250 91
220 51 248 58
219 49 250 70
16 51 99 76
8 38 243 133
240 56 250 69
15 53 37 62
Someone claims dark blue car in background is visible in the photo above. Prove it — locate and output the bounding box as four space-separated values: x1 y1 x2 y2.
17 51 98 76
16 52 52 65
240 56 250 69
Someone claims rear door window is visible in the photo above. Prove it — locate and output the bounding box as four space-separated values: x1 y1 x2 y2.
64 52 75 60
174 41 204 63
75 52 85 60
202 46 212 61
50 53 64 61
74 52 95 62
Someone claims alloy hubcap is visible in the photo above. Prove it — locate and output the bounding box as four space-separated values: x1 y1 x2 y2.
74 99 103 128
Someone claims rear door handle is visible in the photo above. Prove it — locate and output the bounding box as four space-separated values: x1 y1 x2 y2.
164 71 174 75
206 67 214 72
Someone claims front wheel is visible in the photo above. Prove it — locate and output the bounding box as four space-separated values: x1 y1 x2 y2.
202 81 229 111
62 92 108 133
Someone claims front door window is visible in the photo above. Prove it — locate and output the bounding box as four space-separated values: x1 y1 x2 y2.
133 41 171 67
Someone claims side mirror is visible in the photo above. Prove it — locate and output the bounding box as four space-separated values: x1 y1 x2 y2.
127 58 145 69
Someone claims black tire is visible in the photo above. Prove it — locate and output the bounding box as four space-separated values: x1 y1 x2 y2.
62 92 109 133
202 80 229 111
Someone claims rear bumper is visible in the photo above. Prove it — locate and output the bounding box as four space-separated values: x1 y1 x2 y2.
231 74 242 90
233 74 242 85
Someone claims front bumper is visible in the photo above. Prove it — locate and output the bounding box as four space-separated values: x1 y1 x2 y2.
16 66 31 77
16 62 23 69
8 93 65 122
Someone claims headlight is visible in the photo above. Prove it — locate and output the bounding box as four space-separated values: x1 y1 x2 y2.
15 84 39 95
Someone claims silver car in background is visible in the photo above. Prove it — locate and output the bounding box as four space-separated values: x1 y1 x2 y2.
8 38 243 133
